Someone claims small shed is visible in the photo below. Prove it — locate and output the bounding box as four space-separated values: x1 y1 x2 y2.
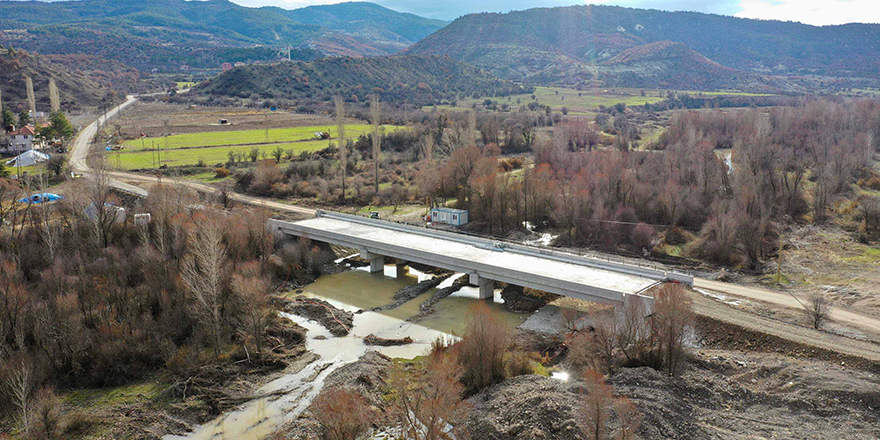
430 207 468 226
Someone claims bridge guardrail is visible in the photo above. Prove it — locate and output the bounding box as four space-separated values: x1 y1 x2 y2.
312 209 694 285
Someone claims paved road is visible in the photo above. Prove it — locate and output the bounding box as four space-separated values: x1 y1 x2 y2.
70 97 880 362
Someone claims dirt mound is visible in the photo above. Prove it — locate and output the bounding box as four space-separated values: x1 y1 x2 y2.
323 351 392 406
467 349 880 440
273 295 354 337
363 334 414 346
467 375 585 440
370 275 450 311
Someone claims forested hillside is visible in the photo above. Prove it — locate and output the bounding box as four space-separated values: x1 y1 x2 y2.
0 0 445 70
189 55 529 107
407 5 880 90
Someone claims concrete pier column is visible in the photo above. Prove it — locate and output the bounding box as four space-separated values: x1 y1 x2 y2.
360 248 385 273
478 278 494 300
395 264 409 278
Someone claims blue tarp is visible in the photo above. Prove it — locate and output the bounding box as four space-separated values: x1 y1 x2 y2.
19 193 65 204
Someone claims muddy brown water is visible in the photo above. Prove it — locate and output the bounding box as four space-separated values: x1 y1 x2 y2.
165 265 527 440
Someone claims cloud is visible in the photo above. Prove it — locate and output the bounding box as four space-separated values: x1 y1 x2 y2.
735 0 880 25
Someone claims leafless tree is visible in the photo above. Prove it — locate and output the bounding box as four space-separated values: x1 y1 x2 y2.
371 93 382 193
458 301 513 392
652 284 693 376
614 396 642 440
804 292 830 330
180 218 228 356
580 369 613 440
389 352 469 440
4 354 34 429
231 272 270 354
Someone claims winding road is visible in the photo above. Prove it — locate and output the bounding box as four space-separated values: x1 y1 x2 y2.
69 96 880 363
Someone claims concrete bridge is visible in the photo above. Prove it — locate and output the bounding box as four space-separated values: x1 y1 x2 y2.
270 211 693 309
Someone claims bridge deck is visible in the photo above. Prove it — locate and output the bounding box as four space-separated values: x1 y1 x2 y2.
281 215 663 303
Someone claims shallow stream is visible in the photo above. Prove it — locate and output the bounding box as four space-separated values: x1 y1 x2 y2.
165 264 526 440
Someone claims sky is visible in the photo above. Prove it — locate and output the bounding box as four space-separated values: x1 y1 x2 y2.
228 0 880 25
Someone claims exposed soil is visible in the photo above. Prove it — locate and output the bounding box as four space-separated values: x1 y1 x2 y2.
271 351 392 440
113 102 337 138
273 295 355 337
467 348 880 440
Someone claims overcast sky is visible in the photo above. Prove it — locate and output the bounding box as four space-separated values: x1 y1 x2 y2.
228 0 880 25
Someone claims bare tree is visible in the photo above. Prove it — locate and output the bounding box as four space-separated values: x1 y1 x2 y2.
231 272 270 354
652 284 693 376
614 396 642 440
371 93 382 193
335 95 347 202
580 369 613 440
389 352 469 440
804 292 830 330
458 301 513 393
4 354 34 429
180 218 228 356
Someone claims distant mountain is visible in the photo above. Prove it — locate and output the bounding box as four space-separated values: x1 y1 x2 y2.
285 2 447 55
190 55 529 107
0 0 446 71
0 48 119 112
407 5 880 91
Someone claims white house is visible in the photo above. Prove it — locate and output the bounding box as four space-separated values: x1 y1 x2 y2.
429 207 469 226
5 125 37 153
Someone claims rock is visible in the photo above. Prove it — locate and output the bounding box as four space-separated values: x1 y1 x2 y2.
370 275 450 311
363 334 414 346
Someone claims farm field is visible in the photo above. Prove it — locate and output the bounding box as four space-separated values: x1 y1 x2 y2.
112 124 404 170
122 124 393 150
426 86 775 114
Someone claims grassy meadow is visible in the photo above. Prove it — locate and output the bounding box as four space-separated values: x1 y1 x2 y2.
115 124 403 170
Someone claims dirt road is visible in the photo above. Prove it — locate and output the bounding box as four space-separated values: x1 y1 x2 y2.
692 292 880 362
71 97 880 363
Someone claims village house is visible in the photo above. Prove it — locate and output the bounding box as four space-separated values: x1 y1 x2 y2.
3 125 39 154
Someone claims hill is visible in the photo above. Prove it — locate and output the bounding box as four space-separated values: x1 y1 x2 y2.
189 55 529 107
407 5 880 90
0 48 118 112
0 0 446 71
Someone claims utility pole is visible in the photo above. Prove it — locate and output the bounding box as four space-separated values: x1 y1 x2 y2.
777 232 784 283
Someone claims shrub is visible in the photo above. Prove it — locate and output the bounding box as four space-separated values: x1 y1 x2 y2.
214 167 231 179
311 387 374 440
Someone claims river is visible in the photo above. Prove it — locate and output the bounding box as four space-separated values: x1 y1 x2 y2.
165 263 526 440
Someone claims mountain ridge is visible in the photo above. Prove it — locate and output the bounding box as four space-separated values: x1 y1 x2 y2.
407 4 880 90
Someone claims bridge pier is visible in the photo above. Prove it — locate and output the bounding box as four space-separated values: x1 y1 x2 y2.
360 249 385 273
395 263 409 278
470 273 495 300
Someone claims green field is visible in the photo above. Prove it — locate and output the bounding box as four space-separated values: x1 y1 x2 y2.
114 124 403 170
176 81 196 89
123 124 387 150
